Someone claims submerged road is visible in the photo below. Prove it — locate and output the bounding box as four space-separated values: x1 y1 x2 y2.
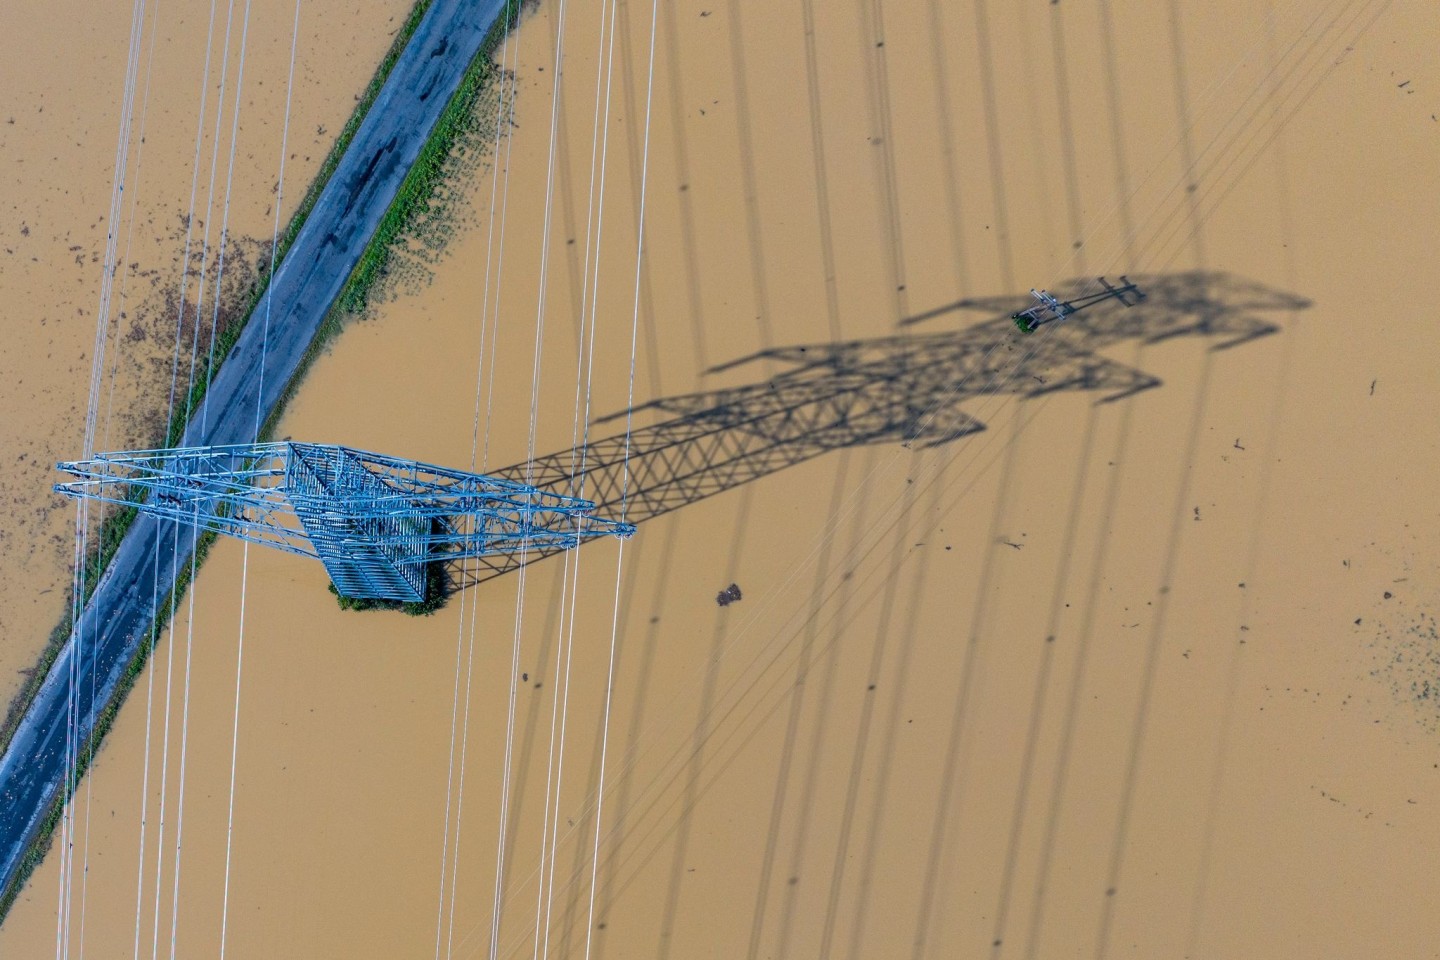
0 0 508 903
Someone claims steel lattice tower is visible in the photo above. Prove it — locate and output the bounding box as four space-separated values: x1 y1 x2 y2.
54 442 634 602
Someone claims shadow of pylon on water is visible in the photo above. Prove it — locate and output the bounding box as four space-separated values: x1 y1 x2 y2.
442 271 1308 594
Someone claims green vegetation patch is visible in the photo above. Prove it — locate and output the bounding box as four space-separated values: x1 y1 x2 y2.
329 561 451 617
336 11 516 315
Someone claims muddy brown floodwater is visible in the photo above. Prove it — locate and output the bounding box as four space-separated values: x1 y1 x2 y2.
4 0 1440 957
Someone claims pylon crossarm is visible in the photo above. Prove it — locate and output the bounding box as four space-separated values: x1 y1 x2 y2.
280 491 601 529
54 468 285 508
334 450 567 497
57 459 263 505
394 534 584 565
376 512 635 560
50 483 316 558
349 487 595 516
55 441 637 602
54 460 293 517
76 445 288 482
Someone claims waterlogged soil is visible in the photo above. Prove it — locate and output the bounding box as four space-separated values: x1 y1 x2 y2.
4 0 1440 957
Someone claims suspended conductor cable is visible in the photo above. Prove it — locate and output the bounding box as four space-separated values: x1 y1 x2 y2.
146 10 246 936
462 24 526 956
66 0 149 938
61 2 150 953
151 36 262 943
126 3 223 958
165 7 297 958
147 7 249 959
212 0 274 954
434 8 522 958
488 0 575 955
537 0 620 953
78 13 162 947
581 0 658 952
98 9 163 467
80 0 149 463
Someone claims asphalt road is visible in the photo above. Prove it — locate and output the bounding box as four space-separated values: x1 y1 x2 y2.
0 0 508 902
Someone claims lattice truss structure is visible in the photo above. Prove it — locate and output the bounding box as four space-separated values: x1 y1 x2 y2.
54 442 635 601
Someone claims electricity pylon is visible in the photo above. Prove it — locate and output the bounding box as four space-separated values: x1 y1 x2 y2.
54 442 634 602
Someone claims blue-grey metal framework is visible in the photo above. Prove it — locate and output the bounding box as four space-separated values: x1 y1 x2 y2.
53 442 635 601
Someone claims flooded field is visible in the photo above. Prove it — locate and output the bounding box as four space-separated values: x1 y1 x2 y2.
3 0 1439 957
